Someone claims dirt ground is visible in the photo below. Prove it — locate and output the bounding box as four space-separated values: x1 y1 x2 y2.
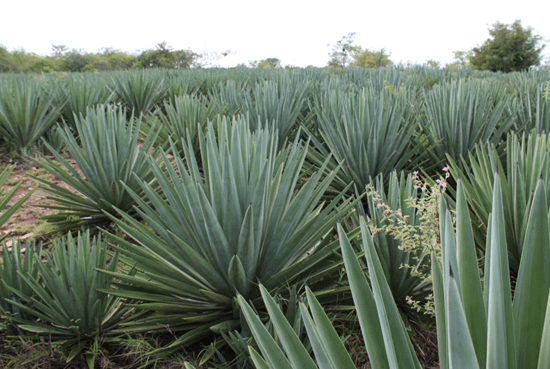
0 152 79 249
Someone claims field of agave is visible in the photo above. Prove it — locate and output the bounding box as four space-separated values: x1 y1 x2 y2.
0 66 550 368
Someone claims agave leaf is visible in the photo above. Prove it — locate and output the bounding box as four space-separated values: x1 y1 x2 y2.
431 250 447 369
455 180 487 367
538 293 550 368
440 198 481 368
299 300 333 369
249 346 271 369
359 218 421 369
258 285 318 369
338 223 389 368
444 268 480 369
304 287 356 369
236 294 293 368
513 178 550 368
485 174 516 369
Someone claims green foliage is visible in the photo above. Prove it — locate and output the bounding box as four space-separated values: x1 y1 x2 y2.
85 48 137 72
0 47 60 73
327 32 362 68
447 130 550 271
141 93 229 155
61 49 97 72
352 48 392 68
0 43 202 74
2 65 550 366
32 104 159 229
236 173 550 369
510 83 550 133
238 285 357 369
54 75 113 130
311 87 420 193
250 58 282 69
221 286 306 368
112 71 168 116
5 231 131 366
237 218 423 369
100 116 357 347
362 171 440 315
244 75 310 146
468 20 546 72
420 79 513 169
445 50 472 70
328 33 392 69
0 80 64 155
134 42 199 69
433 176 550 368
0 239 42 328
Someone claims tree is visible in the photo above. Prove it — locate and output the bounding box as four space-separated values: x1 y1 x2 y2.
62 49 95 72
328 33 392 68
328 32 361 67
352 48 392 68
445 50 473 70
426 59 440 68
0 45 10 72
468 20 546 72
134 42 198 69
250 57 281 69
0 47 60 73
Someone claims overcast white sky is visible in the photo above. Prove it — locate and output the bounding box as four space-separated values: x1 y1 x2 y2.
1 0 549 68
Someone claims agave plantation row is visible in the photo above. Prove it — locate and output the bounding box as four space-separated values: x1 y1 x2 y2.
0 66 550 368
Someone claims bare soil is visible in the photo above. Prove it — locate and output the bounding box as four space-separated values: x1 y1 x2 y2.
0 152 78 249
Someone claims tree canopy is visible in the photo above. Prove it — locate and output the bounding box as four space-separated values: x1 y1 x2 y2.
327 32 392 68
468 20 546 72
0 42 204 73
249 58 282 69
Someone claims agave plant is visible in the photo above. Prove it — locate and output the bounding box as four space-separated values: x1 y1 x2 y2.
140 94 230 155
220 286 307 368
235 174 550 369
0 239 42 329
510 84 550 134
236 218 423 369
33 104 159 229
310 87 421 194
111 71 167 116
243 76 310 147
0 80 64 155
100 115 357 347
207 79 248 116
5 231 131 368
54 75 113 131
354 171 432 313
431 176 550 368
447 130 550 270
420 79 513 169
